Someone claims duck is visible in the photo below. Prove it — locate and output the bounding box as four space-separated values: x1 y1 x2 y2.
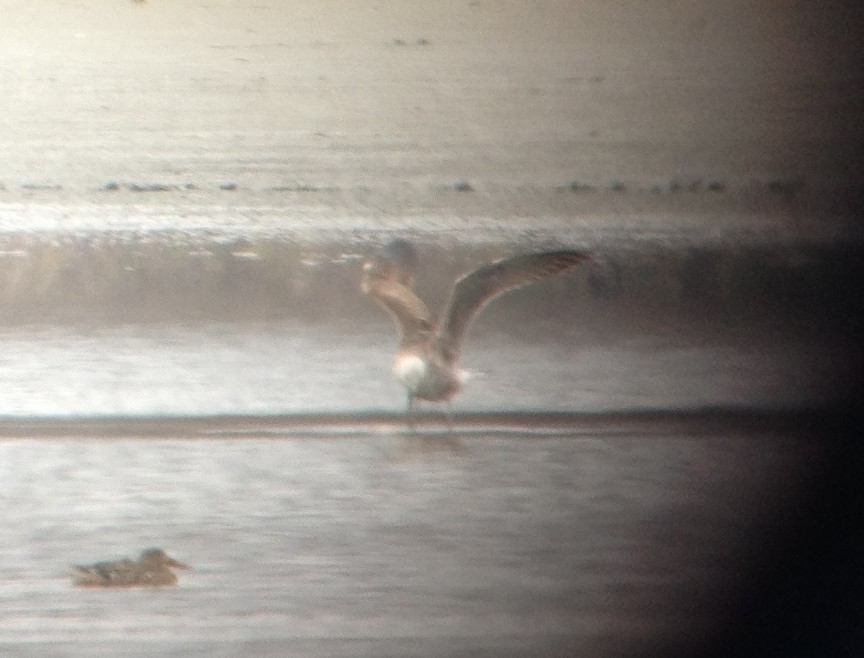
361 239 590 424
71 548 190 588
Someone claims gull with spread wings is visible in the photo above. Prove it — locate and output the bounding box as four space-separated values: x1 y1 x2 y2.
361 239 590 424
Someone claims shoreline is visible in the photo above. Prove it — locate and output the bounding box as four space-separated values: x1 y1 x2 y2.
0 407 835 440
1 187 860 248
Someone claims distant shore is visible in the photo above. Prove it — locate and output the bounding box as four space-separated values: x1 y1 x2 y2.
1 181 861 247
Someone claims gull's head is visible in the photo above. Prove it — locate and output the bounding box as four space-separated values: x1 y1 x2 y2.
360 257 386 293
361 239 418 289
380 239 418 275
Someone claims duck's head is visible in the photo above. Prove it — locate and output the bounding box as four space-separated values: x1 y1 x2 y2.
139 548 190 570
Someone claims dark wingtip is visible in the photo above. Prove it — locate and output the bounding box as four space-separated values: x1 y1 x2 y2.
538 249 593 271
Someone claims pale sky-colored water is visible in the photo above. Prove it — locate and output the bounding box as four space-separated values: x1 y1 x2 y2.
0 320 848 418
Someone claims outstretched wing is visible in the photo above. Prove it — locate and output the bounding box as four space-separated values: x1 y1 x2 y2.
435 250 590 363
362 265 434 345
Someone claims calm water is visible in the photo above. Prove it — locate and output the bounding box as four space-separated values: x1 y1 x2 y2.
0 232 857 655
0 320 848 417
0 316 852 655
0 424 821 656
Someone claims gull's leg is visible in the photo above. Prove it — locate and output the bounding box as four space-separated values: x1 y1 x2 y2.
444 401 455 435
405 392 416 432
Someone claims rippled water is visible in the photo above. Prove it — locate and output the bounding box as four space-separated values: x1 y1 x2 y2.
0 228 856 656
0 423 820 656
0 314 852 654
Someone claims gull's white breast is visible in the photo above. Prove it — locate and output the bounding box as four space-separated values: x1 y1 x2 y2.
392 354 428 392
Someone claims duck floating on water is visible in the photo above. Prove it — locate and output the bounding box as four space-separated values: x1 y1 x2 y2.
361 239 590 424
71 548 190 588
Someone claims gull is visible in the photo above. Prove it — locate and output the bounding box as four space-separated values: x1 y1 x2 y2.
361 239 590 425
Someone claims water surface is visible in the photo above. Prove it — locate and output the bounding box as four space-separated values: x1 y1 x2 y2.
0 421 821 656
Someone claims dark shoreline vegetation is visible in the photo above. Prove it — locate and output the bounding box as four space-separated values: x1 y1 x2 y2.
0 232 861 344
0 175 857 201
